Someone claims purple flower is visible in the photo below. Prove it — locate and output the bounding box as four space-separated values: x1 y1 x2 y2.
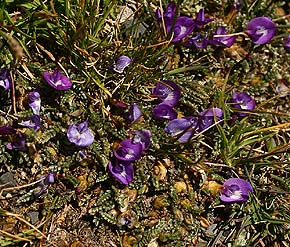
114 139 143 161
108 158 134 185
19 115 41 130
112 55 132 73
246 17 276 45
0 126 16 135
156 2 176 34
45 173 55 184
131 129 151 151
152 80 181 107
28 91 41 115
0 69 11 91
194 9 213 28
209 27 237 48
165 117 196 135
220 178 253 203
152 103 177 120
171 16 196 43
128 103 142 123
197 107 223 132
232 92 256 116
43 69 72 90
6 132 26 151
34 173 55 197
156 3 195 43
67 121 94 147
184 33 208 49
165 117 198 143
283 35 290 51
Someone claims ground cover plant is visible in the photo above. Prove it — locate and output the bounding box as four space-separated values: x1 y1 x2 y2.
0 0 290 246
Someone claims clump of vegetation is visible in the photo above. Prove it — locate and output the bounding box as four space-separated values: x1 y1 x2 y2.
0 0 290 246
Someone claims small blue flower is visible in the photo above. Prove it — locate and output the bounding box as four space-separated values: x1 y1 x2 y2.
6 132 26 151
220 178 253 203
108 158 134 185
194 9 213 28
19 115 41 131
0 69 11 91
131 129 151 151
152 80 181 107
28 91 41 115
197 107 224 132
67 121 94 147
164 117 197 142
112 55 132 73
152 103 177 120
128 103 142 123
209 27 237 48
232 92 256 116
114 139 143 162
246 17 276 45
43 69 72 90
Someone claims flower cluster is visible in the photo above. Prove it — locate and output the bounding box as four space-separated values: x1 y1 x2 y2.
109 128 151 185
152 80 180 120
0 67 91 185
151 80 224 143
157 2 281 50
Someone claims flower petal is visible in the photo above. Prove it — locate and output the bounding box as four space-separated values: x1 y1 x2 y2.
108 159 134 185
246 17 276 44
152 80 181 107
43 69 72 90
112 55 132 73
67 121 94 147
114 139 143 161
220 178 253 203
152 103 177 120
0 69 11 91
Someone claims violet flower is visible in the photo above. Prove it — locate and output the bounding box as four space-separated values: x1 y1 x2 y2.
156 2 176 34
197 107 224 132
209 27 237 48
108 158 134 185
283 35 290 51
19 115 41 130
114 139 143 162
165 117 196 136
0 126 16 135
6 132 26 151
246 17 276 45
220 178 253 203
43 69 72 90
152 80 181 107
112 55 132 73
171 16 196 43
184 33 208 49
34 173 55 198
165 117 198 143
0 69 11 91
67 121 94 147
232 92 256 116
194 9 213 28
131 129 151 151
156 2 195 43
152 103 177 120
128 103 142 123
28 91 41 115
